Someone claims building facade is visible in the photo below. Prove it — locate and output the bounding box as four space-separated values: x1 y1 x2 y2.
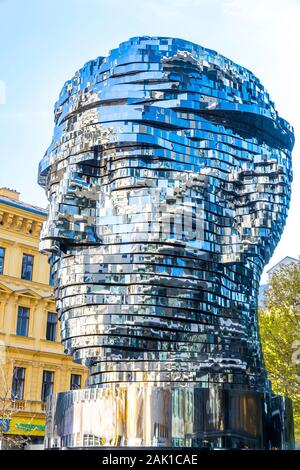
0 187 87 449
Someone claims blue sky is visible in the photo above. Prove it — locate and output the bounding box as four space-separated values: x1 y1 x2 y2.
0 0 299 280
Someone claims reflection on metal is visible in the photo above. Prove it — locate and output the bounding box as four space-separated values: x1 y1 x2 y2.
38 36 294 449
46 386 267 448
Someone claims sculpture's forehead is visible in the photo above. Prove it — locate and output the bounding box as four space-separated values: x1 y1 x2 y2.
57 36 255 108
38 36 294 187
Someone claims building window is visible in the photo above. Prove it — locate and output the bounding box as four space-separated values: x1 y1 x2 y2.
41 371 54 402
11 367 25 400
21 254 34 281
70 374 81 390
0 247 5 275
16 306 30 336
46 312 57 341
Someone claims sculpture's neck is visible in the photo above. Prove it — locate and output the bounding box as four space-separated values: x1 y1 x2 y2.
52 246 268 392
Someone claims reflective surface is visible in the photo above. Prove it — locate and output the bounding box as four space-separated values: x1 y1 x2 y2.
45 387 294 449
38 36 294 449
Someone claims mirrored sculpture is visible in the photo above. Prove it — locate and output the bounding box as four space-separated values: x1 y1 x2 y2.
38 36 294 449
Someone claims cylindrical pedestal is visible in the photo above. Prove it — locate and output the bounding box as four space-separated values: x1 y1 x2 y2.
44 384 293 449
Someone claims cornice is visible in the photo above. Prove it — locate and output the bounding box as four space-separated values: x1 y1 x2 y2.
4 343 87 366
0 199 46 219
0 204 45 238
0 274 54 296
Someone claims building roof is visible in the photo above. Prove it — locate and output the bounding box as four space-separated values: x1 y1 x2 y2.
0 194 47 217
267 256 299 274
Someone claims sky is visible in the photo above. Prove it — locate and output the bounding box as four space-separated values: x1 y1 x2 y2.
0 0 299 282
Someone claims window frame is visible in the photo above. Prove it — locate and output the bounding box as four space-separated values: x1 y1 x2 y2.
0 247 5 275
11 367 25 400
70 374 81 390
41 370 54 402
16 306 30 337
21 253 34 281
46 312 57 341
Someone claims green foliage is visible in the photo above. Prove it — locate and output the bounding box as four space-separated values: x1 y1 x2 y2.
259 261 300 444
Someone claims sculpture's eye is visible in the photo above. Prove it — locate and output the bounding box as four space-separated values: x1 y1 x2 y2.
200 109 294 153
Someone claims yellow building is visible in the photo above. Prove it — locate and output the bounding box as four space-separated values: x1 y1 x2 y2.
0 187 88 449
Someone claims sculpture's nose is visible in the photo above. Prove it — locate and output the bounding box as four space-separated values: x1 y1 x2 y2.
37 151 52 189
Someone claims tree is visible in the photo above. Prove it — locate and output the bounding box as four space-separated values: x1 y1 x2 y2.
258 261 300 445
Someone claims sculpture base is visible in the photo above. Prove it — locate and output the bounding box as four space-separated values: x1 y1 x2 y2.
44 385 294 449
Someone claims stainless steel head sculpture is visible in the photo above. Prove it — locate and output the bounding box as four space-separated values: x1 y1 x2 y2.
38 36 294 449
